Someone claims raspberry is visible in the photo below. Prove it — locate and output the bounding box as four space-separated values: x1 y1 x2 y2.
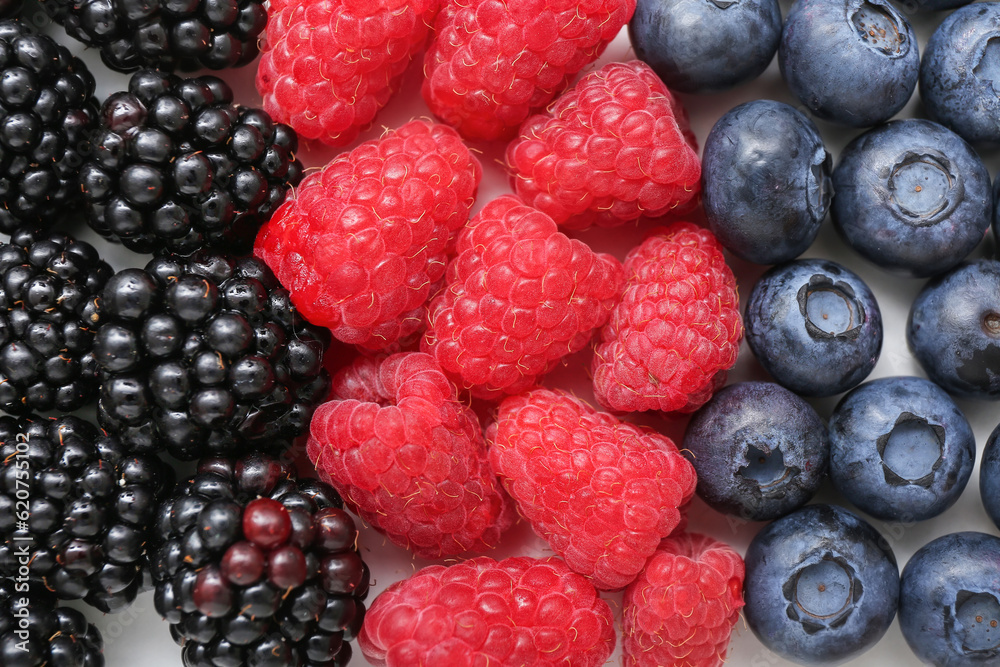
593 222 742 414
486 388 697 590
422 0 636 141
358 556 616 666
421 195 624 398
307 352 514 559
257 0 438 147
255 120 482 351
623 533 745 667
506 60 701 231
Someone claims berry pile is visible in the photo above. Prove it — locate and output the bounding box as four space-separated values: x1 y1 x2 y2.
151 454 369 667
0 20 98 233
40 0 267 72
0 415 174 612
93 252 330 460
4 0 1000 664
81 70 302 255
0 228 111 414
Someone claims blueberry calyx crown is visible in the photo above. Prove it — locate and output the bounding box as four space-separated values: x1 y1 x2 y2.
797 275 865 340
947 590 1000 656
737 443 799 495
783 552 862 634
849 0 907 57
887 150 961 226
876 411 945 488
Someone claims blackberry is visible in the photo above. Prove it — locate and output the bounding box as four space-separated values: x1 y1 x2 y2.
0 414 174 613
40 0 266 73
0 227 112 414
152 454 369 667
0 580 104 666
80 70 303 255
93 251 330 461
0 20 99 234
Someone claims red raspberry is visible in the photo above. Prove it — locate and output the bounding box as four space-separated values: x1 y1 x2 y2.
422 0 636 141
256 0 439 146
421 195 624 399
506 60 701 231
592 222 742 414
254 120 482 351
623 533 745 667
486 388 697 590
307 352 513 559
359 556 616 666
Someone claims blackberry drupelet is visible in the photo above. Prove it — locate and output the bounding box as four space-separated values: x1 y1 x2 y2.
0 20 98 233
80 70 302 255
40 0 266 73
152 454 369 667
0 227 112 414
0 414 174 613
0 579 105 666
93 251 330 460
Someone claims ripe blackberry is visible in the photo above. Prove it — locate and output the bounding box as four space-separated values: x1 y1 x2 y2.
40 0 266 73
0 20 98 234
93 251 330 460
80 69 303 255
0 227 112 414
0 414 174 613
0 579 104 666
151 454 369 667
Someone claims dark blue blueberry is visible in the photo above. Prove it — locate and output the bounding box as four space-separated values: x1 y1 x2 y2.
829 376 976 522
627 0 781 94
832 119 991 278
683 381 829 522
920 4 1000 145
980 423 1000 531
778 0 918 127
900 532 1000 666
702 100 831 264
907 260 1000 399
993 176 1000 257
744 504 899 665
745 258 883 397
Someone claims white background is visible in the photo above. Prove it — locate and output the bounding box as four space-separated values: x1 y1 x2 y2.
22 0 1000 664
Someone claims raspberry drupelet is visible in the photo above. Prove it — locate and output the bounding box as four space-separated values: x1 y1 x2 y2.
307 352 514 559
506 60 701 231
422 0 636 141
255 120 482 352
359 556 616 666
257 0 439 147
486 388 697 590
421 194 624 399
623 533 745 667
593 222 742 414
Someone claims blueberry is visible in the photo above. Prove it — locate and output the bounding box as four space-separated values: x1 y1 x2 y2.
829 376 976 522
745 258 883 397
702 100 831 264
779 0 918 127
628 0 781 94
907 260 1000 399
921 4 1000 145
832 119 991 278
900 532 1000 666
683 381 829 522
744 504 899 665
980 423 1000 531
